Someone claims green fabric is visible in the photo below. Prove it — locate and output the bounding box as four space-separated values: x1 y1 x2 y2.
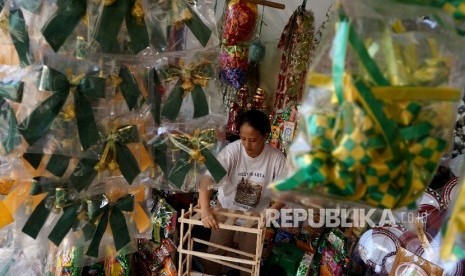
70 157 99 192
86 195 134 258
167 130 226 188
18 66 105 150
119 66 143 110
332 19 349 104
0 81 23 153
48 204 78 246
41 0 86 52
354 81 400 158
46 154 71 177
200 148 227 183
93 0 128 52
9 8 33 67
22 198 50 239
400 122 432 141
23 152 43 169
124 3 150 53
181 1 212 46
148 68 162 125
18 91 67 145
152 138 169 177
161 80 183 121
115 142 140 184
168 151 191 188
191 84 209 118
93 0 150 53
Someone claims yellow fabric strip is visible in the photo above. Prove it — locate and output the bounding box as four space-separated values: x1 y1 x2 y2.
0 201 14 228
372 87 461 101
131 186 151 234
307 74 334 89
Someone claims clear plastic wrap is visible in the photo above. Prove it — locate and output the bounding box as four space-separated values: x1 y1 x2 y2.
87 110 154 186
86 0 151 55
271 0 465 210
440 175 465 262
0 0 35 67
37 0 98 58
17 58 112 156
77 176 150 262
145 115 227 192
142 0 218 53
219 0 258 89
154 48 225 123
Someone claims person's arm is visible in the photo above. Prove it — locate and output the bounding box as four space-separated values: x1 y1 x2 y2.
199 175 219 229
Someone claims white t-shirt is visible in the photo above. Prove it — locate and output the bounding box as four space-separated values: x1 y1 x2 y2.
206 140 288 212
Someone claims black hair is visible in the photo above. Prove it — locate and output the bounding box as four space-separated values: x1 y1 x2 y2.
239 109 271 136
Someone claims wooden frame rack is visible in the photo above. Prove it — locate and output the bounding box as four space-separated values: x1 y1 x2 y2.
177 204 266 276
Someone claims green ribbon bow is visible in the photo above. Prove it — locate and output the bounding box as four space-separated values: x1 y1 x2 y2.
0 81 23 154
160 61 213 121
41 0 86 52
169 0 212 47
94 125 141 184
118 66 144 111
86 194 135 258
166 128 226 188
18 65 106 150
7 6 33 67
22 177 73 239
93 0 150 53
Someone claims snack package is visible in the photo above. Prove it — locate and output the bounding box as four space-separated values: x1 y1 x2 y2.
151 198 177 244
296 252 315 276
219 0 258 89
142 0 218 53
146 115 227 192
271 0 465 210
389 247 443 276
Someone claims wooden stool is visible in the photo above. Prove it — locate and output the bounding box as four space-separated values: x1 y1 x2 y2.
177 204 266 276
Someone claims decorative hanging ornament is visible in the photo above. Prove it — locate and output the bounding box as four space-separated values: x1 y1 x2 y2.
273 5 315 111
248 5 266 63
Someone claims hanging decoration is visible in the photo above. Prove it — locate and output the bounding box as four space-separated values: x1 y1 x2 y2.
219 0 258 89
273 2 315 111
160 59 213 121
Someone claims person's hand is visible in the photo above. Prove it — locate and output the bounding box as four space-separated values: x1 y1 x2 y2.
201 208 219 230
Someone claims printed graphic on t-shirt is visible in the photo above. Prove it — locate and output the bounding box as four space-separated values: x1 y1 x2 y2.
233 177 262 208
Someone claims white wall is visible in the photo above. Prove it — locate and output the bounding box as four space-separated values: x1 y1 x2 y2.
215 0 334 106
